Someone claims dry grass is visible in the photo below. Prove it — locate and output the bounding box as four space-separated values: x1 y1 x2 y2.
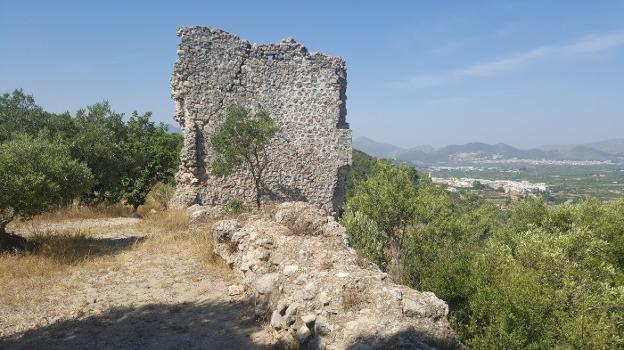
135 208 233 275
320 259 334 271
385 244 406 284
188 232 232 275
28 204 135 223
1 206 239 311
0 229 141 273
0 229 141 307
135 192 164 218
341 284 368 311
137 209 190 233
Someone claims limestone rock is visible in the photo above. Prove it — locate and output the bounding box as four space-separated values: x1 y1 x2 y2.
212 219 240 240
314 315 332 336
301 313 316 326
255 272 279 294
227 284 245 296
270 310 283 329
283 264 298 276
296 324 312 343
401 291 448 320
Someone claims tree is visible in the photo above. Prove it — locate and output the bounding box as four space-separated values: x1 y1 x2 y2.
70 102 132 203
346 150 379 199
210 105 279 208
0 89 52 142
120 111 183 209
0 135 93 241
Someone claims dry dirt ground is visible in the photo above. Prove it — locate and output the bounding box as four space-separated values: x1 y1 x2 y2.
0 215 277 349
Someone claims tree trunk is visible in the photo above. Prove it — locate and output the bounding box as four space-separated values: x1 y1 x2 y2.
254 178 261 209
0 220 8 240
0 218 27 252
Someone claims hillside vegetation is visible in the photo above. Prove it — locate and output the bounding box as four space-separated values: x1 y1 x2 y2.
0 89 182 243
344 149 624 348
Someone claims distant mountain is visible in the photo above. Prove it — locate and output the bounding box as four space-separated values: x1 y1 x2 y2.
584 139 624 155
542 139 624 156
353 136 405 158
395 142 556 164
354 137 621 164
554 145 615 161
352 136 433 158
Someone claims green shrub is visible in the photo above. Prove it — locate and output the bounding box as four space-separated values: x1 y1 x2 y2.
224 198 247 214
0 89 183 209
341 210 386 268
343 151 624 348
345 161 418 238
0 135 93 234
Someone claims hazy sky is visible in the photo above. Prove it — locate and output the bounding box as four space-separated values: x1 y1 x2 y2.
1 1 623 148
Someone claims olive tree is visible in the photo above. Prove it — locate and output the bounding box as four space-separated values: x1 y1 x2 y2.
0 135 93 240
210 105 279 208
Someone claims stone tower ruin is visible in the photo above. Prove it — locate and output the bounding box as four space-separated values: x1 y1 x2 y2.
170 27 352 213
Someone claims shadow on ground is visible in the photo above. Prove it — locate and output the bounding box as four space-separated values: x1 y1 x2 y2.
1 297 462 350
1 232 145 262
0 300 272 350
346 330 464 350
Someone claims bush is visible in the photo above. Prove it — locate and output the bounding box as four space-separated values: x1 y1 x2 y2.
343 151 624 348
0 135 93 235
224 199 247 214
0 89 183 209
344 161 418 238
341 210 385 268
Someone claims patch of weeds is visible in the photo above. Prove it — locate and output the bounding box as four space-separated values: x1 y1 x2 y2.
225 199 247 215
341 284 368 311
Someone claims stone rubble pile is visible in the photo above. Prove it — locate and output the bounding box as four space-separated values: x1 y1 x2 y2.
209 202 462 349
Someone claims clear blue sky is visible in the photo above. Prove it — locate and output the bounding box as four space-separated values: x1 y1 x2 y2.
1 1 623 148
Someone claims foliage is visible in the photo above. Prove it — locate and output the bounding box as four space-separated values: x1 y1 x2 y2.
121 111 183 209
224 199 247 214
341 210 385 267
0 89 183 210
343 150 624 348
0 135 93 233
211 105 279 208
344 161 419 238
69 102 133 202
346 150 379 198
0 89 52 143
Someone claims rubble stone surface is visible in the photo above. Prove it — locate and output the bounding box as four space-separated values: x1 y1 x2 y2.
170 27 352 214
210 202 463 349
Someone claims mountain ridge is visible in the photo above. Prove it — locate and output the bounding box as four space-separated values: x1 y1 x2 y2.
353 136 624 164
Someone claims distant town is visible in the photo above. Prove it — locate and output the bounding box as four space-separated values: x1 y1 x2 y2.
431 176 549 196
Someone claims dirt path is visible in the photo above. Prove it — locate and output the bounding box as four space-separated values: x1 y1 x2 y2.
0 218 275 349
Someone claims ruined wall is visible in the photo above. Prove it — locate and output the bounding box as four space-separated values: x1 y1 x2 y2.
207 202 461 349
170 26 352 214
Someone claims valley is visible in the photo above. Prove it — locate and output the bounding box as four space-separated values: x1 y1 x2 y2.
427 163 624 204
354 136 624 205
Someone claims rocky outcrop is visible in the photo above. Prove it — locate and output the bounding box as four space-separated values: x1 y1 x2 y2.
210 202 462 349
170 27 352 214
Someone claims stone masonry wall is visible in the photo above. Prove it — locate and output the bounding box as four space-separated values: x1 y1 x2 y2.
170 26 352 213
